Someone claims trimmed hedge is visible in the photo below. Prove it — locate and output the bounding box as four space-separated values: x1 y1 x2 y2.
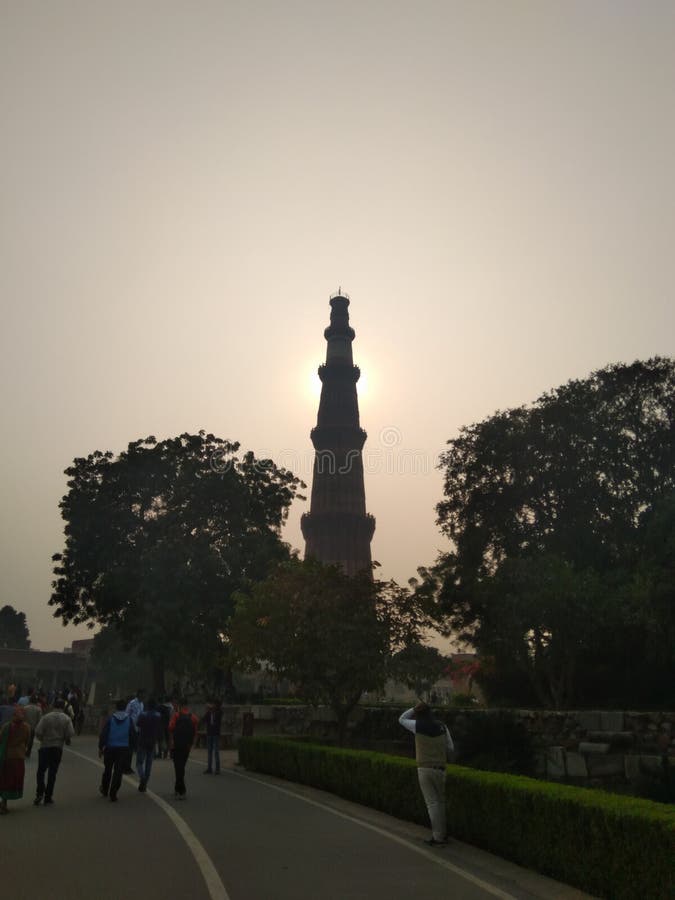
239 737 675 899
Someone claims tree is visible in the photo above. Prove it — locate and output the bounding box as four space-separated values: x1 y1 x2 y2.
452 555 606 707
388 643 449 699
431 358 675 707
90 625 152 699
618 494 675 702
50 433 304 693
437 358 674 578
0 605 31 650
230 558 432 742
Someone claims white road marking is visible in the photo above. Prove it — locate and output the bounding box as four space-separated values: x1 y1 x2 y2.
218 762 518 900
67 748 229 900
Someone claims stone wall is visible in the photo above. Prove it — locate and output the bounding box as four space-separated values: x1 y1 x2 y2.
510 708 675 786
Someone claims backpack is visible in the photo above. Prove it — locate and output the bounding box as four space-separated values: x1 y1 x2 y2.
172 713 195 751
108 715 131 748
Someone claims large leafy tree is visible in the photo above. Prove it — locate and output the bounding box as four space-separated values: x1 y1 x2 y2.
230 558 431 742
431 358 674 707
50 433 304 692
0 605 31 650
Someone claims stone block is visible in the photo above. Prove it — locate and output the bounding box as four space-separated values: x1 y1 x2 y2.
546 746 566 778
587 731 634 749
586 753 625 777
625 755 641 780
312 706 337 722
577 711 601 731
533 752 547 777
600 711 624 732
566 752 588 778
640 755 664 777
578 741 611 754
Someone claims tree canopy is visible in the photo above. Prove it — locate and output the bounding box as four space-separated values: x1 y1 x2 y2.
50 432 304 691
0 605 31 650
388 642 449 699
430 358 675 707
230 558 432 740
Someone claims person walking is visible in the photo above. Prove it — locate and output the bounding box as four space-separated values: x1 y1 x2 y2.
202 699 222 775
124 689 145 774
399 702 454 846
33 698 75 806
23 694 43 759
157 697 173 759
99 700 133 802
135 699 162 792
168 699 198 800
0 706 31 814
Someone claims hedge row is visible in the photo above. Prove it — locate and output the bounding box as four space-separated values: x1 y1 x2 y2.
238 736 675 899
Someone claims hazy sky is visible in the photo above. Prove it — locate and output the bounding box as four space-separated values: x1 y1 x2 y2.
2 1 674 650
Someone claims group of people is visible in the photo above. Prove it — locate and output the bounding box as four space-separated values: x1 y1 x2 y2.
98 691 209 802
99 691 224 801
0 697 74 813
2 683 85 733
2 684 449 848
0 685 224 813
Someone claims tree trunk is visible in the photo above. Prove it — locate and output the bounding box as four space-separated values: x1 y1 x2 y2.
152 658 166 696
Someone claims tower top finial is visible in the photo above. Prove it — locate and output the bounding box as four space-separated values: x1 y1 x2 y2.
330 287 350 301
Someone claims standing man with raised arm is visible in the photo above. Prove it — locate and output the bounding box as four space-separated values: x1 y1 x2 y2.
399 701 454 847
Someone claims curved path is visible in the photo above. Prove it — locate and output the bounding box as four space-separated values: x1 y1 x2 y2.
2 737 591 900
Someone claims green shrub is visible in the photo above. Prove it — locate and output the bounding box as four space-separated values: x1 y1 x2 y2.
239 737 675 899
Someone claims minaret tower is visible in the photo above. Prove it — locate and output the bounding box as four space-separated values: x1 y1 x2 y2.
301 290 375 575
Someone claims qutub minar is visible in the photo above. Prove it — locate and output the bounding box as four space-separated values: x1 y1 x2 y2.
301 290 375 575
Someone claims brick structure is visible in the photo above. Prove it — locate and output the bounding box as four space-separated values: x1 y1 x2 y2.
301 290 375 575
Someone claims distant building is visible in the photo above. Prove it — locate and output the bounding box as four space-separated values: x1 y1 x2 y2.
67 639 95 657
301 290 375 574
0 646 90 694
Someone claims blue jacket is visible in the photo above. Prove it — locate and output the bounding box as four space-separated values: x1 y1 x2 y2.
99 711 132 750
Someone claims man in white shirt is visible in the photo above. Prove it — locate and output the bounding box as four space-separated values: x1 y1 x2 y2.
34 698 75 805
399 702 454 846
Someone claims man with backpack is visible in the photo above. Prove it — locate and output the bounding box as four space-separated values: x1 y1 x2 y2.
99 700 134 802
168 699 198 800
135 699 163 792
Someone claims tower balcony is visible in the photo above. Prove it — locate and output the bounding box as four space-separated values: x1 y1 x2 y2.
318 363 360 383
310 425 367 451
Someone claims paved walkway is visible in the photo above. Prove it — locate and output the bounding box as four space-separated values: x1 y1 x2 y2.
2 737 593 899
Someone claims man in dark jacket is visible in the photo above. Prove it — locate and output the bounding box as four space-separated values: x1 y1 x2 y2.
201 699 222 775
99 700 133 802
135 699 163 792
168 699 198 800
